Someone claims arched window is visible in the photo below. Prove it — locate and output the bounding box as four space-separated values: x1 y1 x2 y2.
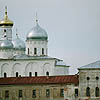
95 87 99 97
16 72 18 77
4 72 7 78
35 72 37 77
86 87 90 97
46 71 49 76
28 48 29 55
34 48 37 55
29 72 32 77
42 48 44 55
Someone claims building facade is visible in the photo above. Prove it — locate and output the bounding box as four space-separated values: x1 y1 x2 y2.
0 7 69 78
0 75 79 100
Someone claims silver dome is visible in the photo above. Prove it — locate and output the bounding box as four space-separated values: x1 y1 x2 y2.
27 23 48 40
12 36 25 50
0 38 13 49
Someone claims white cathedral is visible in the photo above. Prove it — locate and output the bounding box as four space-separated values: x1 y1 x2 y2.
0 7 69 78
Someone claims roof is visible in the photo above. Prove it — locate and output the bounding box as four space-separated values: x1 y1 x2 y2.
0 75 79 86
78 60 100 70
55 60 69 67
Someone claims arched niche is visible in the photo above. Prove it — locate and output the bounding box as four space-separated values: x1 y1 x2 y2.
1 63 11 77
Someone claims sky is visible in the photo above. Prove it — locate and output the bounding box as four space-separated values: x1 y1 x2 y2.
0 0 100 74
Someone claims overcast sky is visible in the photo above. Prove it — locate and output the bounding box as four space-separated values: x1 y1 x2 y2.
0 0 100 74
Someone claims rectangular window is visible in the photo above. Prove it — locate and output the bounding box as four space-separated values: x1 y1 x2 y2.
35 72 37 77
75 89 78 97
46 89 50 97
28 48 29 55
19 90 22 98
5 90 9 98
32 90 36 98
42 48 44 55
60 89 64 97
34 48 37 55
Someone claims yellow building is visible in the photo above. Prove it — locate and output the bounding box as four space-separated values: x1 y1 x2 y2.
0 75 78 100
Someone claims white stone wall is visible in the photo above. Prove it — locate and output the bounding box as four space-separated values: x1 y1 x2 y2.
0 59 54 77
54 66 69 75
0 49 13 59
64 85 79 100
0 59 69 77
26 40 48 56
79 69 100 100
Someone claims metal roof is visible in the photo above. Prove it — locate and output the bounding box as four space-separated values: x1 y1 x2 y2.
78 60 100 70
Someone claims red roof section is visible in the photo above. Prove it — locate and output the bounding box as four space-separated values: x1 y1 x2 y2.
0 75 79 86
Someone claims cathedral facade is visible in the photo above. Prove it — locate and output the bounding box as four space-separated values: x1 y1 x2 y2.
0 7 69 78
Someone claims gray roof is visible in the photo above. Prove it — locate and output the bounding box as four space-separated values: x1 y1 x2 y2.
78 60 100 70
55 60 68 67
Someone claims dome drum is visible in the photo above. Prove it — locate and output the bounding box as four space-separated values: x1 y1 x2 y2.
0 39 13 49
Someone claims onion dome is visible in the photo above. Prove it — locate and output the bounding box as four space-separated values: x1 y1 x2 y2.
0 35 13 49
12 30 25 50
0 6 13 27
26 15 48 40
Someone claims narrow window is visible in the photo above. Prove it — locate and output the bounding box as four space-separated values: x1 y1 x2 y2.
19 90 22 98
5 90 9 98
16 72 18 77
32 90 36 98
34 48 37 55
29 72 32 77
86 87 90 97
46 71 49 76
42 48 44 55
60 89 64 97
95 87 99 97
4 72 7 78
46 89 50 97
75 89 78 97
35 72 37 77
28 48 29 55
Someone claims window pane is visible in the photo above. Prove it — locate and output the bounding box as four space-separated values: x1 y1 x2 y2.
5 90 9 98
46 89 50 97
86 87 90 97
34 48 37 55
4 73 7 78
95 87 99 97
35 72 37 77
29 72 32 77
19 90 22 98
60 89 64 97
42 48 44 55
32 90 36 98
16 72 18 77
75 89 78 97
46 72 49 76
28 48 29 55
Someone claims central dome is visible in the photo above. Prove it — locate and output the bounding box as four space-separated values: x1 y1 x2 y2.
26 23 48 40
